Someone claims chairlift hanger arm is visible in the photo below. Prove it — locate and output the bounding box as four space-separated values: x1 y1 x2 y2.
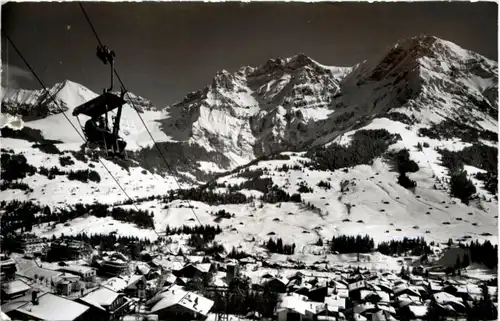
96 45 116 92
112 88 126 136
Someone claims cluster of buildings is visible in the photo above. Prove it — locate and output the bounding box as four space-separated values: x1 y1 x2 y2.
263 267 498 321
0 234 497 321
0 244 227 321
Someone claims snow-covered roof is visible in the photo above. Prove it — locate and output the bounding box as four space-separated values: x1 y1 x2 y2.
332 280 348 290
337 288 350 298
195 263 212 273
377 304 396 315
408 305 428 317
57 265 95 275
410 275 424 281
353 302 377 314
433 292 465 308
149 284 213 316
0 311 11 321
276 295 308 315
265 276 289 286
164 272 178 284
372 280 393 293
8 292 89 321
212 273 228 288
136 263 151 275
360 290 390 303
80 287 122 310
122 314 158 321
316 303 339 314
354 313 368 321
17 265 63 281
392 282 408 295
324 295 346 309
102 275 144 292
428 281 443 292
3 280 31 295
396 293 421 308
151 258 184 271
276 294 319 315
371 309 398 321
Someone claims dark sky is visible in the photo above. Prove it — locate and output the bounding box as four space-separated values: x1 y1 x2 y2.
2 1 498 108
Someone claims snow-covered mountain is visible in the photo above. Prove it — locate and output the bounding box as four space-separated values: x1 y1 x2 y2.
160 53 352 164
1 35 497 253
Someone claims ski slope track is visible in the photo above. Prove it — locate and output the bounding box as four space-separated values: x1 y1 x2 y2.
1 35 498 259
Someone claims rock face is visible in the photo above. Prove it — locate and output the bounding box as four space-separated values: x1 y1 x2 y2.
1 35 498 177
0 35 497 246
160 35 497 167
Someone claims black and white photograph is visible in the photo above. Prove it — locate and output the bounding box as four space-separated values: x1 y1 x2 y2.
0 1 498 321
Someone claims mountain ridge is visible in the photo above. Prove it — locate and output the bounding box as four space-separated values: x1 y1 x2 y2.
1 35 498 256
1 34 497 187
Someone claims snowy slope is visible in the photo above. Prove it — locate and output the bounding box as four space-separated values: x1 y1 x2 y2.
2 80 173 150
33 143 497 251
1 35 498 254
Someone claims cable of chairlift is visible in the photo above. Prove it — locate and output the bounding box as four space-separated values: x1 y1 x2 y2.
2 32 144 226
77 2 204 227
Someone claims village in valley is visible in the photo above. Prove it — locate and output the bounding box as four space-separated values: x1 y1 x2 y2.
0 229 497 321
1 2 499 321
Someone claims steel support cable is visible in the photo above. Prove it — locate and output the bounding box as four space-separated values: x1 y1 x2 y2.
78 2 204 227
2 32 141 214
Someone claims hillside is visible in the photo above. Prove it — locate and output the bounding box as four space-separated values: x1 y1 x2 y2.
1 35 498 259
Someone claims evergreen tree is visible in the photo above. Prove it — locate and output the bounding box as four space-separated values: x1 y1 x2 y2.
400 266 406 278
462 253 470 269
455 254 462 271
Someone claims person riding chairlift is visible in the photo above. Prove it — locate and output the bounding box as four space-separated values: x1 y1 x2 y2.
85 116 111 142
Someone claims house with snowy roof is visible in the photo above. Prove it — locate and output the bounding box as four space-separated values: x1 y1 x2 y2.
275 292 348 321
57 265 97 283
145 284 214 320
433 291 467 313
102 275 147 297
2 291 91 321
77 287 131 321
275 293 317 321
1 279 31 301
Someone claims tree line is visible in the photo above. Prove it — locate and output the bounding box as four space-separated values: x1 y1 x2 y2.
419 119 497 144
305 129 401 172
265 237 296 255
438 143 497 201
165 224 222 237
1 152 101 185
467 239 498 269
330 234 375 254
0 200 155 236
377 236 431 256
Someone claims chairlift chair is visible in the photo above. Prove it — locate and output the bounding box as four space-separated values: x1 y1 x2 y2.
73 45 127 159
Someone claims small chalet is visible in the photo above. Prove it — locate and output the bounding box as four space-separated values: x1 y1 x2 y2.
77 287 131 321
102 275 147 297
146 284 214 321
